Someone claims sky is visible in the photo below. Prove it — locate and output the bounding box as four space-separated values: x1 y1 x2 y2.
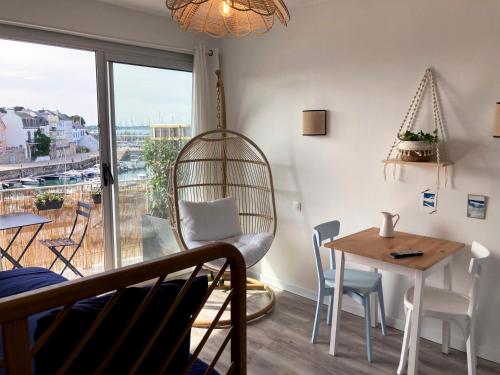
113 63 192 126
0 39 192 126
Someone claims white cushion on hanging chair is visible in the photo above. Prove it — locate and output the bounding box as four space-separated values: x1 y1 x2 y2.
179 197 243 241
185 232 274 269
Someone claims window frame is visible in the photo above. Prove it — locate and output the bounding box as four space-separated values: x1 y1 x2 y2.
0 23 194 270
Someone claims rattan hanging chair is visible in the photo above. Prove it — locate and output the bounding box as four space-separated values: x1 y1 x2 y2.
167 72 277 327
168 129 276 252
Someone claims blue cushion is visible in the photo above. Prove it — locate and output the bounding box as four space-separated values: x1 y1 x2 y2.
0 267 68 375
0 267 67 298
190 357 220 375
34 276 209 374
0 268 217 374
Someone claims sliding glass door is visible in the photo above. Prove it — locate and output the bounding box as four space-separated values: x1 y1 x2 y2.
107 61 192 267
0 38 104 276
0 24 193 274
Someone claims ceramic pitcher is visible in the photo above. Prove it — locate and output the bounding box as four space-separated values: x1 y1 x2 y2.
379 212 400 237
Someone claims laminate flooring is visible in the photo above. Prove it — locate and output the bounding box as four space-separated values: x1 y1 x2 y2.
191 289 500 375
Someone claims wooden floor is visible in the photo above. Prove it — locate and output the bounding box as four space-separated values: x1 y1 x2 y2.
192 289 500 375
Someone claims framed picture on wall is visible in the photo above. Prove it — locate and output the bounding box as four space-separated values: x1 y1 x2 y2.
467 194 487 219
421 189 437 214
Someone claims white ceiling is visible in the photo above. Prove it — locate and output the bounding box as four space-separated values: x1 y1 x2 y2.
96 0 325 17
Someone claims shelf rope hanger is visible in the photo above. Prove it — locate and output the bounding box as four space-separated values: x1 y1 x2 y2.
384 68 448 212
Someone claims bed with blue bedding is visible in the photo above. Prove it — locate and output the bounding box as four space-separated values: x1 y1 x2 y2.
0 267 218 374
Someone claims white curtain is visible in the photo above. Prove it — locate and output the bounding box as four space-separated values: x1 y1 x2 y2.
192 45 220 135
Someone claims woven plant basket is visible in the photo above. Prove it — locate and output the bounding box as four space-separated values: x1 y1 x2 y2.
397 141 435 162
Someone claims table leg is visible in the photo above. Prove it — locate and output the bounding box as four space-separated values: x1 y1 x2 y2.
2 227 23 269
329 250 345 356
15 224 45 268
442 263 452 354
0 246 20 269
408 271 424 375
370 267 378 328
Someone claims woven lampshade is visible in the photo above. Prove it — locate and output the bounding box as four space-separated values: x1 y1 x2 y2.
166 0 290 37
493 102 500 138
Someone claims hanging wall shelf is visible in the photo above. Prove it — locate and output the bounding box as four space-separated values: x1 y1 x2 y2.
384 68 452 187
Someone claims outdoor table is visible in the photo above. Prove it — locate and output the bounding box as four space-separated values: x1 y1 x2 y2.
0 213 51 269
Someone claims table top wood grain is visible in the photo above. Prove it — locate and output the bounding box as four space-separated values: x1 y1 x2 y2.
324 227 465 271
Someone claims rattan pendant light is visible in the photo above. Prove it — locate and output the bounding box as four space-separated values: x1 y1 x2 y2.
166 0 290 37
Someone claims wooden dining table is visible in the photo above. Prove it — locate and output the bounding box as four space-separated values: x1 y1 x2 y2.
324 227 465 375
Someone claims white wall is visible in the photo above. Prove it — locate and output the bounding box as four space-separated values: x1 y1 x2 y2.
219 0 500 363
0 0 207 52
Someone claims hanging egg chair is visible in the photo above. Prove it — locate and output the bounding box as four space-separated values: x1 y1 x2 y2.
167 71 277 327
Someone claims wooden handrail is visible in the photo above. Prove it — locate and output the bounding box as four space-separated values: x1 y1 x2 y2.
0 243 247 375
0 244 244 322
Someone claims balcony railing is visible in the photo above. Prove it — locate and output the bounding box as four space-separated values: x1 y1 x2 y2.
0 180 151 276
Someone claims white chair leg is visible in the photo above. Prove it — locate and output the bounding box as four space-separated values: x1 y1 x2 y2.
442 321 450 354
466 327 477 375
327 295 333 326
397 309 412 375
311 290 324 343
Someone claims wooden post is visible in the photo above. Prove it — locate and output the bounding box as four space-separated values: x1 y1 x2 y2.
3 318 32 374
231 253 247 374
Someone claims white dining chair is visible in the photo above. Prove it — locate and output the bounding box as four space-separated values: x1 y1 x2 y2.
397 241 490 375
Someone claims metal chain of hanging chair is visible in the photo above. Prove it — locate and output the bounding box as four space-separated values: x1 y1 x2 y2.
167 70 277 250
166 67 278 327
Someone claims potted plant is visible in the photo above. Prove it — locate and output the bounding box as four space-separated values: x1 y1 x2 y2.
90 187 102 204
397 130 438 162
34 192 64 211
141 138 184 260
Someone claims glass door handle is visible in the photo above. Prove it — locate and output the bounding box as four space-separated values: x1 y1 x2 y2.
102 163 115 186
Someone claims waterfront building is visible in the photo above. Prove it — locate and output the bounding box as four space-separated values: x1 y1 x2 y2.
0 107 86 162
73 123 86 142
56 111 74 141
78 134 99 152
38 109 70 141
1 108 40 159
150 123 191 140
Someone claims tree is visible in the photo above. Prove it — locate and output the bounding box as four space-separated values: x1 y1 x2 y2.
34 129 51 157
143 139 184 218
71 115 86 125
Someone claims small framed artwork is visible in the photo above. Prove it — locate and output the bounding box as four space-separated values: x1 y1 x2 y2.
467 194 488 219
421 189 437 214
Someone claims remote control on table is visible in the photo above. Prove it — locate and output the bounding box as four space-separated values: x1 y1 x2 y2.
390 250 424 259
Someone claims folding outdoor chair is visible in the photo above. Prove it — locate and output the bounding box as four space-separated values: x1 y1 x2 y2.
40 201 91 277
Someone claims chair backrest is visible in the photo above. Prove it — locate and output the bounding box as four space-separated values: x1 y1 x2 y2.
467 241 490 316
312 220 340 283
69 201 92 244
168 129 277 251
